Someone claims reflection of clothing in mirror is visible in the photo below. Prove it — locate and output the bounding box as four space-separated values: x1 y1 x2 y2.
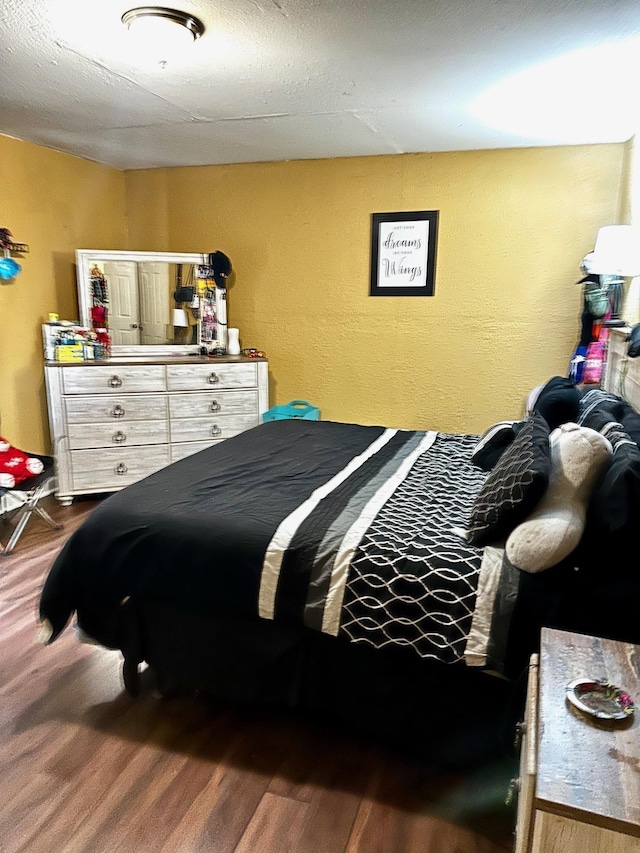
90 266 109 330
201 295 217 343
91 305 106 327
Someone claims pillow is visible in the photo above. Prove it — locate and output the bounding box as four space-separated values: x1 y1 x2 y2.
588 426 640 534
467 413 551 547
470 420 525 471
620 406 640 447
579 406 623 436
0 437 44 489
529 376 580 430
577 389 625 426
505 424 612 573
578 389 640 447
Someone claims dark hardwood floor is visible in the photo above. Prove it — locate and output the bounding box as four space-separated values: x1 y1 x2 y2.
0 496 517 852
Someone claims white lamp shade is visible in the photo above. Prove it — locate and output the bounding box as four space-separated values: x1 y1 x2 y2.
172 308 189 327
589 225 640 276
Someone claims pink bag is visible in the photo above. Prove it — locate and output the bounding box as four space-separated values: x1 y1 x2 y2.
582 340 606 385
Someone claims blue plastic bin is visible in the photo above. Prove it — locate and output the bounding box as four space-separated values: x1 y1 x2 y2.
262 400 320 422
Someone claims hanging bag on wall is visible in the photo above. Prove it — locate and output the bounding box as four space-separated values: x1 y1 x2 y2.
173 286 195 303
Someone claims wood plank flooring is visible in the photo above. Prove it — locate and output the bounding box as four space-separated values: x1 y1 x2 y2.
0 497 517 852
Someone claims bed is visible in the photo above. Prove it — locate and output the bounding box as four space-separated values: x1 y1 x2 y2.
38 380 640 767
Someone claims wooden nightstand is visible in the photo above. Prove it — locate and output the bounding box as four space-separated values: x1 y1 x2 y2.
514 628 640 853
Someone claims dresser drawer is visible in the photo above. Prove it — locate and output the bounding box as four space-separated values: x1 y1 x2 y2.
168 390 258 419
67 421 169 450
171 414 258 443
65 395 168 424
166 363 257 391
514 654 539 853
171 440 222 462
62 365 166 395
70 445 170 490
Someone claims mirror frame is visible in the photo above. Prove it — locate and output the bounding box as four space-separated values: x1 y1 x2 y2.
76 249 208 356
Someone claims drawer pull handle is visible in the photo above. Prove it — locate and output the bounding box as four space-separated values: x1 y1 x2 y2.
209 400 221 413
115 462 128 475
111 405 125 419
514 721 527 750
113 431 127 444
505 777 520 807
208 372 220 385
211 424 222 437
109 375 123 388
504 779 520 806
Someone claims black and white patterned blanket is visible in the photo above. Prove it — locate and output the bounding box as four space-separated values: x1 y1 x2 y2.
257 427 514 669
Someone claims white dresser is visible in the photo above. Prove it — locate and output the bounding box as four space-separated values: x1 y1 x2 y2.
603 326 640 409
45 356 269 504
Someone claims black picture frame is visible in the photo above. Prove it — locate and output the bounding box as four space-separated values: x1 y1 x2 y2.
369 210 438 297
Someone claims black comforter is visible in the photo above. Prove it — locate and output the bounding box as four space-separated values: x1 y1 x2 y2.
40 418 518 672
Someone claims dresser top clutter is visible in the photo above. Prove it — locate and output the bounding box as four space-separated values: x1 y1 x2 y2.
45 354 267 367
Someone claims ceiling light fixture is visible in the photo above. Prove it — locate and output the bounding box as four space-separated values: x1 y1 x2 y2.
121 6 205 66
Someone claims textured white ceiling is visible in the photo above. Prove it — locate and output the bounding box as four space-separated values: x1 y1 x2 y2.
1 0 639 170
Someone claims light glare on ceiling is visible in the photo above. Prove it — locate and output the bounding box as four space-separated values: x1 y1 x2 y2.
471 37 640 144
121 6 205 66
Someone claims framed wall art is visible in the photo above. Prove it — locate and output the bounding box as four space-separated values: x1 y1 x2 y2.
369 209 438 297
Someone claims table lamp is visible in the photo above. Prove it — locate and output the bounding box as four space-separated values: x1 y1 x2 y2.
588 225 640 327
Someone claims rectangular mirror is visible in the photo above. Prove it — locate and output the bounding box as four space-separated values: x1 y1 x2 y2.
76 249 228 356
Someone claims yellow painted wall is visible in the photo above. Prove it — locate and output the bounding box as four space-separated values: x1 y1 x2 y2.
126 144 625 433
619 135 640 324
618 136 635 224
0 137 626 453
0 135 127 451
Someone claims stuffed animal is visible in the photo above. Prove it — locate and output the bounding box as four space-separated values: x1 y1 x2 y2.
505 423 611 573
0 438 44 489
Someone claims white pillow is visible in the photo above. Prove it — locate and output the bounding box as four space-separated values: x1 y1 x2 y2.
505 423 611 573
